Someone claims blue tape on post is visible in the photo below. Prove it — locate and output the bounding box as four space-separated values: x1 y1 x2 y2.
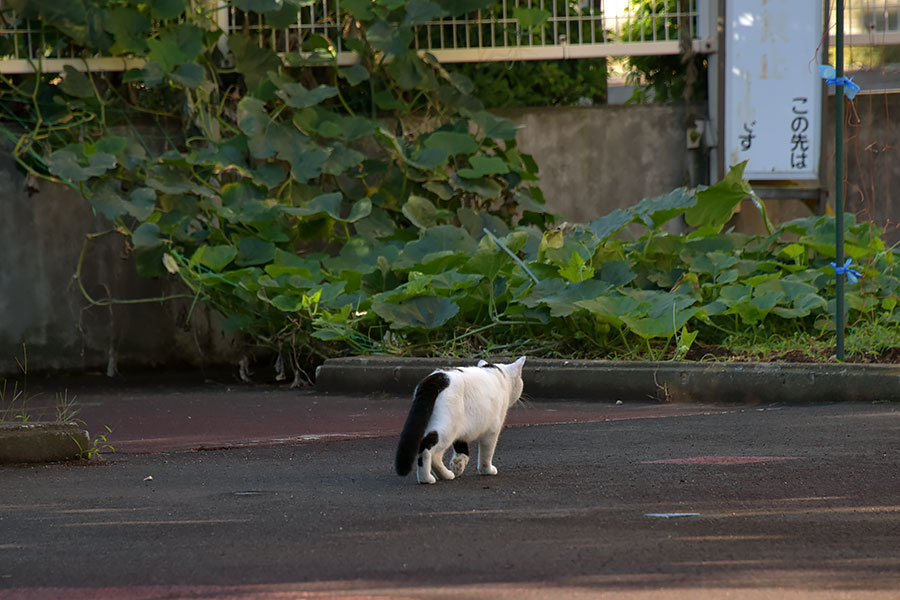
830 258 863 284
819 65 861 100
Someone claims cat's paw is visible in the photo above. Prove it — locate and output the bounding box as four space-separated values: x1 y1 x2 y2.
417 471 437 484
434 466 455 480
478 464 498 476
450 454 469 477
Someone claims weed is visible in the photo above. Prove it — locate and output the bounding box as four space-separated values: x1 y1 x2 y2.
74 425 115 461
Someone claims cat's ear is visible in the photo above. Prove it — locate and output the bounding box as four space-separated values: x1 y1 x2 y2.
477 359 488 367
509 356 526 377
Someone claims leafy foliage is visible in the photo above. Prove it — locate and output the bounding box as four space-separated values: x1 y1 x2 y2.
2 0 897 379
622 0 707 103
447 60 607 108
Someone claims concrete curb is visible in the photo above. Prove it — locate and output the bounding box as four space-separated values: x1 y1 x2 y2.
315 356 900 404
0 422 90 464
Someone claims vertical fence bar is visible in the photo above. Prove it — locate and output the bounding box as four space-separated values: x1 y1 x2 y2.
835 0 846 361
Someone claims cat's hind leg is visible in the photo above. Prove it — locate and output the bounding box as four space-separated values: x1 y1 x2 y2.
430 437 455 480
477 430 501 476
416 430 456 483
450 440 470 477
416 431 438 484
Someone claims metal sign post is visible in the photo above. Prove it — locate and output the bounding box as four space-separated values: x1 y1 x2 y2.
835 0 846 361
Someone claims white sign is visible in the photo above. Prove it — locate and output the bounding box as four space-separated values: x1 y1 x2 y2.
724 0 823 180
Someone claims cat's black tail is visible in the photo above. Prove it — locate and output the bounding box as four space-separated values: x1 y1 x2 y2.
395 371 449 476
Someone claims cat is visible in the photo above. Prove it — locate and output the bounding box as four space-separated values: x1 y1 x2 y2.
394 356 526 484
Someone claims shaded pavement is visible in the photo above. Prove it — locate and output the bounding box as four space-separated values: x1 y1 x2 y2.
1 378 899 599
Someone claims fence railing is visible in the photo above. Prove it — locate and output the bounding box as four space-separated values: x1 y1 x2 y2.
3 1 899 74
0 0 711 73
835 0 900 45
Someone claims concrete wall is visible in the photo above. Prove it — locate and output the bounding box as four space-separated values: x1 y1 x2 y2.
504 104 705 224
0 150 240 375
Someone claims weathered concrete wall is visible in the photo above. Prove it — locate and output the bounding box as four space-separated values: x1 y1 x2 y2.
0 150 241 375
504 104 705 224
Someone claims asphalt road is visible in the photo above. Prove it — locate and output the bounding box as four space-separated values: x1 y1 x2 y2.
1 400 899 599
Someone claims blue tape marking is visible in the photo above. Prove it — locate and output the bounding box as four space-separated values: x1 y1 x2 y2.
830 258 863 284
819 65 861 100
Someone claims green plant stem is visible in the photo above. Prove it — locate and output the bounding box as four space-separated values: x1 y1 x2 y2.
76 233 194 307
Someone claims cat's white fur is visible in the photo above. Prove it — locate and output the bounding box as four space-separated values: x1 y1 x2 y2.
401 356 525 484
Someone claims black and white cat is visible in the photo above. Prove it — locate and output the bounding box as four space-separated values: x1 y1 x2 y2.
394 356 526 484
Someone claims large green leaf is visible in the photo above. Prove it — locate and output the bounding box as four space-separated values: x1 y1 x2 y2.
273 78 338 109
373 296 459 329
690 252 740 279
171 62 206 88
48 150 116 182
339 64 370 86
237 97 270 138
404 0 448 25
576 294 640 327
367 20 413 56
463 109 520 140
342 0 375 19
397 225 477 268
235 237 276 266
266 123 328 181
424 131 480 155
457 155 509 179
151 0 185 20
284 192 343 219
228 34 282 91
59 66 94 98
513 6 550 28
132 223 163 250
233 0 282 11
461 230 528 281
620 306 700 339
12 0 113 49
523 278 612 317
88 182 129 220
402 195 438 230
128 188 157 221
732 290 784 324
632 187 696 230
322 142 365 175
588 209 632 242
191 245 238 272
685 162 750 236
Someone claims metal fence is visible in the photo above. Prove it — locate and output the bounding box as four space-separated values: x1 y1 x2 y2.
0 0 710 73
1 1 899 74
839 0 900 45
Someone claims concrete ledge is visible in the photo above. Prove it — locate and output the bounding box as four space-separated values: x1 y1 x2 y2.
316 356 900 404
0 422 90 464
